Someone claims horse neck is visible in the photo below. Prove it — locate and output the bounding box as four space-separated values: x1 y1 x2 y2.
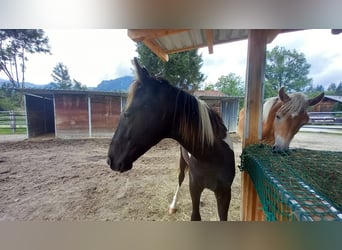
261 98 282 144
166 89 225 158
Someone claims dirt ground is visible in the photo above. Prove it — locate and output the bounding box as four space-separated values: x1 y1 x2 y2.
0 132 340 221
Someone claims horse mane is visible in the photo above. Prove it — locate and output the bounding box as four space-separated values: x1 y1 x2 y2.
124 80 139 112
279 92 309 116
263 92 309 121
174 88 227 151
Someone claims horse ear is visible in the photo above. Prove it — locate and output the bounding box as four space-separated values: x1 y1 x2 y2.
132 57 150 82
278 87 290 102
308 92 324 106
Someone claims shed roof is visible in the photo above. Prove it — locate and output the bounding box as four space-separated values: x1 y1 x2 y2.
17 88 127 97
128 29 298 61
325 95 342 103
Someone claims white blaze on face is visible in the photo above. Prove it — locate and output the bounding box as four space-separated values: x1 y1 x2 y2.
274 134 290 151
223 132 234 151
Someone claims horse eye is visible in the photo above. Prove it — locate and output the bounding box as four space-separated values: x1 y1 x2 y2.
276 114 281 119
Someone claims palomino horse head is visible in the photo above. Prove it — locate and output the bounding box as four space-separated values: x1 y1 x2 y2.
264 87 324 151
107 58 172 172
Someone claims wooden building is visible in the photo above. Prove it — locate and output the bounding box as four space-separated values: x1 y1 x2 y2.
21 89 127 138
310 95 342 112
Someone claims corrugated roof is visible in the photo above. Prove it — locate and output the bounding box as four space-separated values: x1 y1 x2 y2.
325 95 342 103
16 88 127 97
128 29 298 61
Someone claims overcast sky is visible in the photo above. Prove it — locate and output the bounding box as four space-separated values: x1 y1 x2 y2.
1 29 341 89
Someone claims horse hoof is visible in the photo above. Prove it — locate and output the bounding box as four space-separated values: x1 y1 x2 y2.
169 207 177 214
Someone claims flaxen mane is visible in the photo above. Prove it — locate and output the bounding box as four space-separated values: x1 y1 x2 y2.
124 80 139 112
262 92 309 121
279 93 309 116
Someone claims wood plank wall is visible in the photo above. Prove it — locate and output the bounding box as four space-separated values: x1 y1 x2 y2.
91 95 121 136
54 94 122 138
54 94 89 137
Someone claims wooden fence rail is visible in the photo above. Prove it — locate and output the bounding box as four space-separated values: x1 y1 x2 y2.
0 111 27 134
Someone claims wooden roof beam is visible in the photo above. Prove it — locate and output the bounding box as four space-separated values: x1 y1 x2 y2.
128 29 189 42
205 29 214 54
143 39 169 62
266 29 281 43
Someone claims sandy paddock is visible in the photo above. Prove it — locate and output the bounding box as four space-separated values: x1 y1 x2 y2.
0 132 340 221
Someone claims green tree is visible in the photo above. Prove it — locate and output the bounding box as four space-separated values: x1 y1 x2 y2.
51 63 87 90
206 73 245 109
0 83 21 110
212 73 244 96
305 83 323 98
265 46 312 98
327 83 337 94
51 62 73 89
136 43 206 90
0 29 50 88
73 79 87 90
335 82 342 95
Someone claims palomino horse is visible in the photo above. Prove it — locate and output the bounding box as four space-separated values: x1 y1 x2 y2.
237 87 324 151
107 58 235 221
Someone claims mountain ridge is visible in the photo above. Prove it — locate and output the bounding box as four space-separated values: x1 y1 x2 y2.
0 75 134 92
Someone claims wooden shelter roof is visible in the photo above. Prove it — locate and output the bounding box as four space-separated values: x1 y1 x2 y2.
128 29 297 61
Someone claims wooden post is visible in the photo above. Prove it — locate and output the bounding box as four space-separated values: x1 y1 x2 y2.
241 30 268 221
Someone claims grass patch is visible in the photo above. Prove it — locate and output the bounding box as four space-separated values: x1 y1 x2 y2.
0 128 26 135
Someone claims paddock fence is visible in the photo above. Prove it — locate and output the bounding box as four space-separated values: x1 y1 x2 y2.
308 111 342 125
0 110 27 134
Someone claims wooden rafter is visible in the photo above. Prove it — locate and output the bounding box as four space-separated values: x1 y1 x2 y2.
143 39 169 62
205 29 214 54
128 29 189 62
266 29 281 43
127 29 189 42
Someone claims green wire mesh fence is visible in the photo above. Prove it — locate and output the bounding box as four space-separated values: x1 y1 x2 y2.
240 144 342 221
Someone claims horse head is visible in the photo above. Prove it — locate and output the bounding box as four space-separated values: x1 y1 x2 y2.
271 87 324 151
107 58 171 172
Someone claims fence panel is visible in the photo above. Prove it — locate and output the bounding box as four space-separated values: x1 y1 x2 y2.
308 112 342 125
0 111 27 134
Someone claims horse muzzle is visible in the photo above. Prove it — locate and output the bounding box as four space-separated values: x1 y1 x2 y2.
107 156 133 173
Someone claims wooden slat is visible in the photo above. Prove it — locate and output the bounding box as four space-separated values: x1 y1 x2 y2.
205 29 214 54
241 29 269 221
266 29 281 43
128 29 189 42
143 39 169 62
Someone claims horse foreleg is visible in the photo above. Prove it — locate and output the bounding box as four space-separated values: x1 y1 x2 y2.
169 149 188 214
169 184 180 214
189 175 204 221
215 188 232 221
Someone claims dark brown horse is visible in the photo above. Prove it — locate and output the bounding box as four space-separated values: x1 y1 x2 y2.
107 58 235 221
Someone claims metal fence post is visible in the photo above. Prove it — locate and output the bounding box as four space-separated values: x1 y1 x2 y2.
9 110 16 133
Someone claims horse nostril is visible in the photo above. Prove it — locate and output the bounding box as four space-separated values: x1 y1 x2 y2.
106 157 112 166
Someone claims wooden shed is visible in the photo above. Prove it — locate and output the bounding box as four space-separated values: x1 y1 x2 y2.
22 89 127 138
310 95 342 112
